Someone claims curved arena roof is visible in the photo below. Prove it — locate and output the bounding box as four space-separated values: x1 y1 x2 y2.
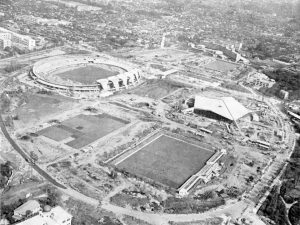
194 96 251 121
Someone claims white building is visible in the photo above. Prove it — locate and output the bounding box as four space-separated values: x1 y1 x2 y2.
0 37 12 49
279 90 289 100
13 200 41 221
0 27 35 50
16 206 72 225
246 72 275 89
194 96 251 122
178 149 227 196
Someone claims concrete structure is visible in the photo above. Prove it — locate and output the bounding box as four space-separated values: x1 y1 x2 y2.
178 149 227 196
279 90 289 100
0 37 11 49
0 27 35 50
194 96 251 122
46 0 101 11
13 200 41 221
246 72 275 89
16 206 72 225
287 111 300 121
0 219 9 225
30 55 141 93
194 42 248 63
160 33 166 49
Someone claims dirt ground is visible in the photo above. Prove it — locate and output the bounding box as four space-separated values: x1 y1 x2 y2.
13 92 78 130
125 79 185 100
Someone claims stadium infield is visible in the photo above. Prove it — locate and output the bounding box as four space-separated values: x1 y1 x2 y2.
55 65 123 85
38 114 129 149
116 134 215 189
204 59 239 72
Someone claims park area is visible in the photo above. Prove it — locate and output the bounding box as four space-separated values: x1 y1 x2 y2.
116 134 215 189
55 64 123 85
38 113 129 149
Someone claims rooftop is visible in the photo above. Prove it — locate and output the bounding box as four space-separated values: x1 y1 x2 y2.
194 96 251 121
14 200 40 216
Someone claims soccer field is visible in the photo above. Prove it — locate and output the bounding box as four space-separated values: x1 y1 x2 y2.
204 60 238 72
38 114 129 149
116 135 215 189
55 65 123 85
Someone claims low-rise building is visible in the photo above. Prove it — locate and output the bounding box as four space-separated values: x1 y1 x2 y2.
0 27 35 50
246 72 275 89
13 200 41 221
16 206 72 225
279 90 289 100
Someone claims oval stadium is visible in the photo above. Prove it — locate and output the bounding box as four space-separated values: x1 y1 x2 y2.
29 55 141 92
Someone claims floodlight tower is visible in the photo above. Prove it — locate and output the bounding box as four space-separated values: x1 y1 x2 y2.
160 33 166 49
160 32 171 49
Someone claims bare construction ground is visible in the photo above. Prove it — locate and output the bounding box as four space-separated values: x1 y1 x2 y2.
13 93 77 130
38 114 129 149
125 79 185 100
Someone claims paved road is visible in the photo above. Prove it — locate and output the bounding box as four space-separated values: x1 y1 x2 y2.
0 46 66 66
0 110 66 189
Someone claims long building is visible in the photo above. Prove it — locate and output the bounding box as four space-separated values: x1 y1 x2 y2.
178 149 227 196
16 206 72 225
0 27 35 50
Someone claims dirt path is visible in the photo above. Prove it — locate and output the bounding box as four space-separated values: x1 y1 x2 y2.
102 198 252 224
59 187 99 206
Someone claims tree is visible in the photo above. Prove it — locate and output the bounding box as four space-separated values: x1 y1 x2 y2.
42 188 61 207
30 151 38 163
25 210 32 217
0 161 13 177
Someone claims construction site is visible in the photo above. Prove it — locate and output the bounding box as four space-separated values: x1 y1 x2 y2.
0 45 296 225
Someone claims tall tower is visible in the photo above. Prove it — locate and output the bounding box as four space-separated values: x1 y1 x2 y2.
160 33 166 49
238 42 243 51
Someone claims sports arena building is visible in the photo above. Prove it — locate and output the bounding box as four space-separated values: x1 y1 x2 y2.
193 96 251 122
29 55 141 93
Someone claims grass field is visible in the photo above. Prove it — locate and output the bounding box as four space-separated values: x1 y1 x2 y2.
14 93 76 127
38 114 129 149
55 65 123 85
116 135 214 189
127 79 184 99
204 60 238 72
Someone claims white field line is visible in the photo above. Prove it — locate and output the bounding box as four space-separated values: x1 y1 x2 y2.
115 134 163 166
104 129 161 164
163 134 215 153
116 134 214 166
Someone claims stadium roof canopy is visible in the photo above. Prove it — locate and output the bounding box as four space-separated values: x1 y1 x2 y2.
194 96 251 121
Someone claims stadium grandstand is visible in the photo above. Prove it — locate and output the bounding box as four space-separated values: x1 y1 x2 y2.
178 149 227 196
30 55 141 93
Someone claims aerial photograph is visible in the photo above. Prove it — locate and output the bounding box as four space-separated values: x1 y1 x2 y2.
0 0 299 224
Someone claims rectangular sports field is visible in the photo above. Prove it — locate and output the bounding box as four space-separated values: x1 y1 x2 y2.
38 114 128 149
204 60 238 72
116 135 215 189
55 65 118 84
